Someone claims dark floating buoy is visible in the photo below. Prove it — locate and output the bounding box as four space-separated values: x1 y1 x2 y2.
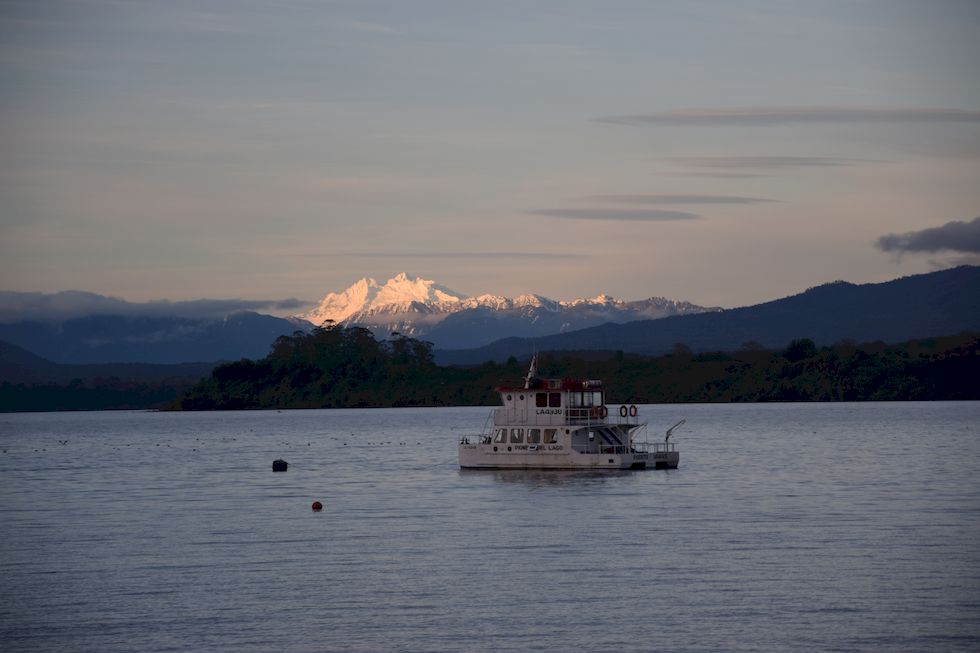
272 459 288 472
311 501 323 512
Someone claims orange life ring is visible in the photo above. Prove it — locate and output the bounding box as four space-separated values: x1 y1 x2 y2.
619 405 628 418
629 405 638 417
598 406 608 419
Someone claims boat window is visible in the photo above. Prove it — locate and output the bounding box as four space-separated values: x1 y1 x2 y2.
544 429 558 443
494 429 507 443
527 428 541 444
549 392 561 408
536 393 547 408
510 428 523 444
568 392 582 407
506 394 512 401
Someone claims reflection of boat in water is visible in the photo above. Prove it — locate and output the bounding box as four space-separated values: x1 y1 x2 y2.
458 356 681 470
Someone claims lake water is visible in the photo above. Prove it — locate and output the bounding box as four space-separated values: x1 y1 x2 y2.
1 402 979 652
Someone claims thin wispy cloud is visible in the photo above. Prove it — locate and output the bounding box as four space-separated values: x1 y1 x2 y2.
599 107 980 127
876 216 980 254
300 251 586 260
586 194 775 205
663 156 872 169
530 209 699 221
928 254 980 269
662 171 772 179
341 21 399 35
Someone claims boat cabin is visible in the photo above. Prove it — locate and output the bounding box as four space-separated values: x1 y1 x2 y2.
495 377 608 427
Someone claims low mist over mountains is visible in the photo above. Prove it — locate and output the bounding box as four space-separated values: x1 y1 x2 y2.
0 312 301 365
1 267 978 366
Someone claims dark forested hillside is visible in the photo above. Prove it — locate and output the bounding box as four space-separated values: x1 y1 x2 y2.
175 326 980 410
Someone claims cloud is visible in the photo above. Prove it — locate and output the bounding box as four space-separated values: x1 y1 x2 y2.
585 194 774 205
340 21 399 35
0 291 312 323
928 254 980 269
663 156 870 169
598 107 980 126
661 171 772 179
530 209 699 221
300 251 586 260
875 216 980 254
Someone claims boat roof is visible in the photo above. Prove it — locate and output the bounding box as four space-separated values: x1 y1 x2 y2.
497 377 605 393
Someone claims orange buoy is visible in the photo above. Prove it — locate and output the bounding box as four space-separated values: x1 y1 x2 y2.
311 501 323 512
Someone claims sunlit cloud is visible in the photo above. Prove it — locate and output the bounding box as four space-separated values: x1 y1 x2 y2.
599 107 980 126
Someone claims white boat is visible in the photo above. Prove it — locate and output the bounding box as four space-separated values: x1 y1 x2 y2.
458 357 681 470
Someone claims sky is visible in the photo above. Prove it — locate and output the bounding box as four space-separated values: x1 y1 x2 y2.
1 0 979 313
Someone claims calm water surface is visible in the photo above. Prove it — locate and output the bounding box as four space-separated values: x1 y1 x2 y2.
1 402 979 652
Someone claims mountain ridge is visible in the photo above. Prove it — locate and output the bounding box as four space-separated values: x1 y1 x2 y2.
434 266 980 364
1 267 976 366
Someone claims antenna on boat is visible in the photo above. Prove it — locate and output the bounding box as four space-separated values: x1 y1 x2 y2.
524 353 538 389
666 419 686 443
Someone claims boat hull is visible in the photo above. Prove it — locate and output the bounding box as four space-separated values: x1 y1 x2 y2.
459 444 674 470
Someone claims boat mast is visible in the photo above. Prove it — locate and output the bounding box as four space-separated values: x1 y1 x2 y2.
523 353 538 389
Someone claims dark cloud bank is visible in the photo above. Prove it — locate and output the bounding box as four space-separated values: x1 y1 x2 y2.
876 216 980 255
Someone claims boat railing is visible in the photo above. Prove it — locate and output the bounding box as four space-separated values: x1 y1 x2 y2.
459 434 493 445
572 444 635 455
491 406 644 427
652 442 676 453
460 409 497 445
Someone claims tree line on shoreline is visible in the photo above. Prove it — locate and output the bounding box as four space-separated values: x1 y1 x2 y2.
177 327 978 410
2 327 977 412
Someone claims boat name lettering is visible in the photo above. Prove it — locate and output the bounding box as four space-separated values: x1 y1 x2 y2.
510 445 563 451
535 409 563 415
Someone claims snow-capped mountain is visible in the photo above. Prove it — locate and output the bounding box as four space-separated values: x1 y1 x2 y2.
299 273 720 349
302 272 466 325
